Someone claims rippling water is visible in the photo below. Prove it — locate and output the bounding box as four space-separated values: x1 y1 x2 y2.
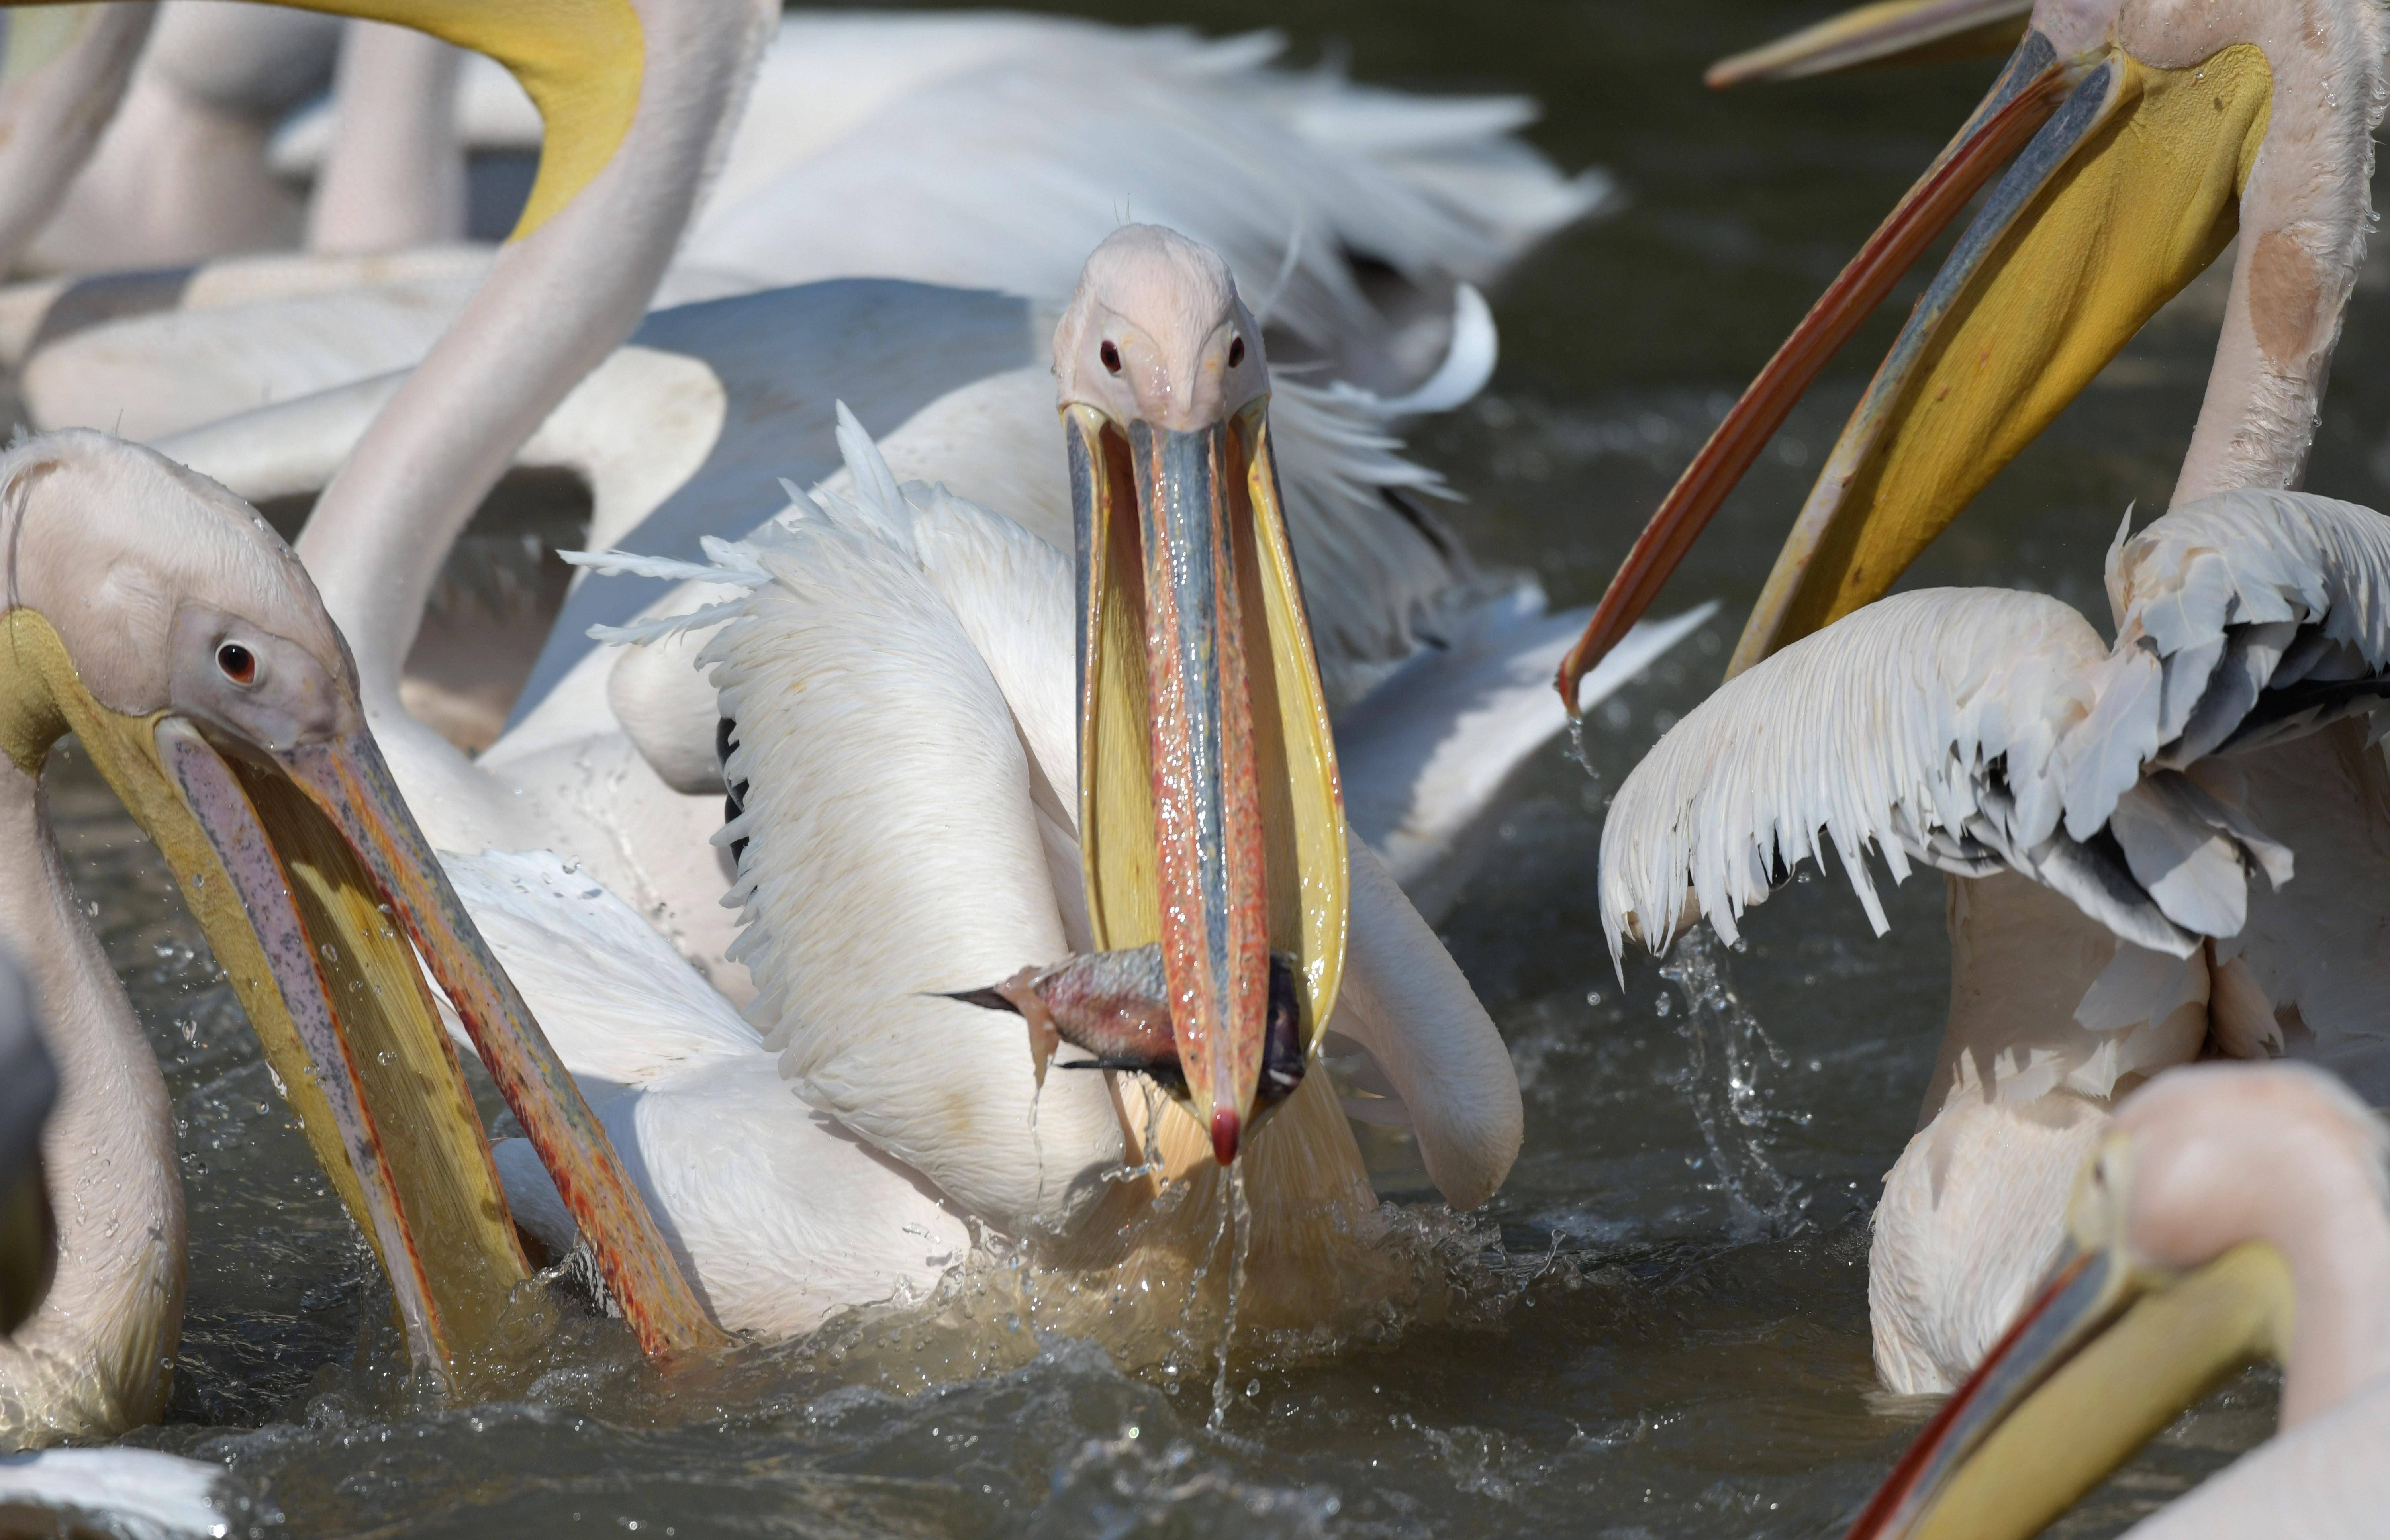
50 0 2390 1532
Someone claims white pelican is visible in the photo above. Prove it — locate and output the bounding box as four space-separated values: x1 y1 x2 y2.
1846 1061 2390 1539
0 427 714 1440
0 949 249 1532
1557 0 2390 1392
441 370 1532 1346
1601 488 2390 1387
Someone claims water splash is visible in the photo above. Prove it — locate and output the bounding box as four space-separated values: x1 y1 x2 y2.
1564 711 1592 777
1657 925 1800 1236
1207 1164 1252 1430
1103 1080 1170 1185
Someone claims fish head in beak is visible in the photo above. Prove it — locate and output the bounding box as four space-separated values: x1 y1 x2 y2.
1557 0 2345 699
1847 1061 2386 1540
1054 226 1348 1166
0 433 716 1378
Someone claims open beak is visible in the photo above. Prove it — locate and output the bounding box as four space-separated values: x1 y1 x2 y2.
1065 397 1347 1165
7 614 721 1376
1706 0 2033 90
1848 1236 2292 1539
1556 25 2272 702
269 729 724 1356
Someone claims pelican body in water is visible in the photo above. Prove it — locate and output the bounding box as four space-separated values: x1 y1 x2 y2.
1559 0 2390 1391
1849 1060 2390 1539
455 226 1531 1346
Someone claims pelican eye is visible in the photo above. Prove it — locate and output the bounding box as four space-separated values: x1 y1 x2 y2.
1228 336 1245 368
216 643 257 686
1100 340 1122 374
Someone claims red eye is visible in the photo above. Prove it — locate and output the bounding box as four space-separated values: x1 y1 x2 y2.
1100 340 1122 374
1228 337 1245 368
216 643 255 685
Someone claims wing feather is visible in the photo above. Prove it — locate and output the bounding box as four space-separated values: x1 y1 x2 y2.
1597 590 2189 961
1609 492 2390 971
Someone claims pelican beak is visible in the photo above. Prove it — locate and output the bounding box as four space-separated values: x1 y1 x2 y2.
1706 0 2033 89
0 610 719 1382
1729 30 2271 674
1554 31 2079 706
1847 1229 2291 1539
1555 25 2272 700
268 727 723 1356
1065 397 1347 1165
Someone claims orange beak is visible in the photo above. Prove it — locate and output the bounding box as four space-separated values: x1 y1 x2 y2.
1553 32 2076 707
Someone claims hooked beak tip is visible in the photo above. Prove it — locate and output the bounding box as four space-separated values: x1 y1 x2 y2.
1554 655 1586 717
1210 1108 1241 1166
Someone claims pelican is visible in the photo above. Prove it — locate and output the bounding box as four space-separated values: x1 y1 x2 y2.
437 282 1533 1342
1555 0 2390 1392
1846 1061 2390 1539
1601 487 2390 1386
0 950 244 1534
0 427 713 1442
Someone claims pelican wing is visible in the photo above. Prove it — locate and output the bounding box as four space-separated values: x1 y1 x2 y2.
1600 588 2274 962
695 433 1124 1236
441 849 759 1091
1332 834 1522 1209
672 14 1609 382
2099 488 2390 787
2094 491 2390 1093
1340 583 1716 920
441 850 974 1337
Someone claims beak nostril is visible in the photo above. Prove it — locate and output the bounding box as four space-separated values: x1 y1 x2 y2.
1100 340 1123 374
1228 337 1245 368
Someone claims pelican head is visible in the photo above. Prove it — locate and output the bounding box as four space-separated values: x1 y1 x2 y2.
1054 226 1348 1166
1847 1060 2390 1538
1557 0 2387 697
0 430 703 1379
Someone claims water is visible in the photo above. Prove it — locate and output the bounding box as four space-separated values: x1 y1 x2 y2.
46 0 2380 1531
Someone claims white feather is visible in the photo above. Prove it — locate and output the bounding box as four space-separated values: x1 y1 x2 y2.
440 849 972 1339
1601 589 2110 960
